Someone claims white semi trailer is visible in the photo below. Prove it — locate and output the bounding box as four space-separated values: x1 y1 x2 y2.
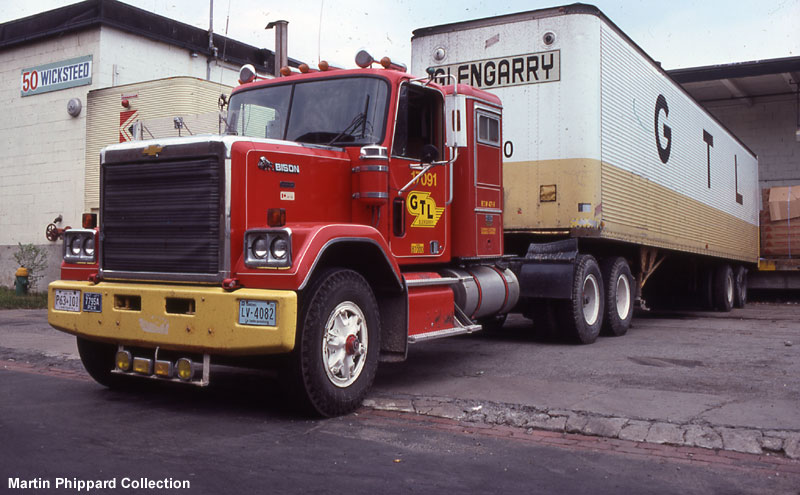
411 4 759 340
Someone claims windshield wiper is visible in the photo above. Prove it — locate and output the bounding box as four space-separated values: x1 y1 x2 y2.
326 94 371 146
326 113 367 146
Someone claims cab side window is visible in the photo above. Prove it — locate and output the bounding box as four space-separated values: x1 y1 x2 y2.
392 84 443 161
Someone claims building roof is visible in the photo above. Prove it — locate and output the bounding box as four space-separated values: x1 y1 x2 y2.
0 0 301 73
668 56 800 104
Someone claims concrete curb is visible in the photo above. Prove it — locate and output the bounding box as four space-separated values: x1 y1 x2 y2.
364 396 800 460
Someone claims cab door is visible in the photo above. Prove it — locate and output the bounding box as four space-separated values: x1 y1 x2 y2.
388 82 449 262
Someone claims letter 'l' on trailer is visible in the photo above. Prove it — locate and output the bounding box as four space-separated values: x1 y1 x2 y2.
411 4 759 339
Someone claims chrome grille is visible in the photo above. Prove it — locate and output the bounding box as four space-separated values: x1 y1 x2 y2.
101 150 224 280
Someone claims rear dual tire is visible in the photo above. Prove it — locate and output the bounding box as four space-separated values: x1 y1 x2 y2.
557 255 604 345
733 265 747 308
713 264 734 312
600 257 634 337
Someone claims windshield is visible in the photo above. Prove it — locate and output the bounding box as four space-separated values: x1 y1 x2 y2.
227 76 390 146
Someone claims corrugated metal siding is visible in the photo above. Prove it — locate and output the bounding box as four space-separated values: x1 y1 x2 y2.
411 10 759 263
85 77 231 211
602 163 758 262
599 23 758 228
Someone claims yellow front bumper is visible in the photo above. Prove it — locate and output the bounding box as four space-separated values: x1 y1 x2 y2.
48 281 297 356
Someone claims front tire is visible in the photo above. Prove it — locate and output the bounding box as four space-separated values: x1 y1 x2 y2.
76 337 130 388
557 255 604 344
291 268 380 417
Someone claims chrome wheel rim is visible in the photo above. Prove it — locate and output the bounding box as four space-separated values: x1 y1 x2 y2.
583 274 600 326
322 302 368 388
615 274 631 319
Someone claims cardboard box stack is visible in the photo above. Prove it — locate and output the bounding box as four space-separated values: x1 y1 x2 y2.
761 185 800 257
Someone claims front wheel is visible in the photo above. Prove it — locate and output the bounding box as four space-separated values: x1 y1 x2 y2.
291 268 380 417
76 337 132 389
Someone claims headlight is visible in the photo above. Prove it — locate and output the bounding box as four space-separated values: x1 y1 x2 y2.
84 237 95 256
271 237 289 260
252 236 269 259
63 229 98 264
244 229 292 268
70 237 82 255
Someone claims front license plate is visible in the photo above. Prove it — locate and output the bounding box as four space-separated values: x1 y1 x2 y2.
54 290 81 312
83 292 102 313
238 300 276 326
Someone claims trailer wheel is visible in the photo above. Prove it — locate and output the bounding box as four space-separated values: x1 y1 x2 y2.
559 255 604 344
600 257 634 336
733 266 748 308
76 337 132 389
713 264 734 312
291 268 380 417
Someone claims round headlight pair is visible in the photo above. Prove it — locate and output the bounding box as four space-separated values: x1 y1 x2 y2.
69 236 94 256
251 236 288 260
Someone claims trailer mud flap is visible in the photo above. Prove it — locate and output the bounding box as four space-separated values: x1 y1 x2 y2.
512 238 578 299
516 262 574 299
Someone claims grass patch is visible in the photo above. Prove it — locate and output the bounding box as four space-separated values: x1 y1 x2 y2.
0 287 48 310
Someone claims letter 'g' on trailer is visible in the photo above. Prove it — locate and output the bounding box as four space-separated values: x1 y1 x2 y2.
411 4 758 264
412 4 758 340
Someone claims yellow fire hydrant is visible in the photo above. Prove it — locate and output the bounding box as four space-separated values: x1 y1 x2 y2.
15 267 29 296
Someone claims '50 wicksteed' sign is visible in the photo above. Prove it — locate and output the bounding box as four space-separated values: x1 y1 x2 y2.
21 55 92 97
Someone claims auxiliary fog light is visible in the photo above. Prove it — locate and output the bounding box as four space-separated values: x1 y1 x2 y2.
154 360 173 378
176 358 195 381
132 357 153 375
115 350 132 372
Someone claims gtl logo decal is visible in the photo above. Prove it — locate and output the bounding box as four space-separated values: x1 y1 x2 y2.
406 191 444 228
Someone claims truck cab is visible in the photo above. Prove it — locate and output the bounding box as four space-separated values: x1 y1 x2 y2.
48 52 518 417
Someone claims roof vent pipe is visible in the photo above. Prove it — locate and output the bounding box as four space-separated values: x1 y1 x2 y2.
266 20 289 77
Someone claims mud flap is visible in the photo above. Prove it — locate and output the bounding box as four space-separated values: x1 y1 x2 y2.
512 238 578 300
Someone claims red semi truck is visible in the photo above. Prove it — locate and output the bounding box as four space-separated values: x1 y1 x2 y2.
48 5 756 416
49 52 522 416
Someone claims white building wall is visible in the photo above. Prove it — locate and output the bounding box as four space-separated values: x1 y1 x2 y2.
0 30 100 290
0 26 244 290
97 27 242 88
703 94 800 189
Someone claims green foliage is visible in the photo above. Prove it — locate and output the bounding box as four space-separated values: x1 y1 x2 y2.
13 242 49 292
0 287 47 309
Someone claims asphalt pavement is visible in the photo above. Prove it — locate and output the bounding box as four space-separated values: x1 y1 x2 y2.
3 356 799 494
1 303 799 459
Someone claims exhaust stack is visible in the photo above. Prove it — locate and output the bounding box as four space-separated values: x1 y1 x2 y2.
267 20 289 77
